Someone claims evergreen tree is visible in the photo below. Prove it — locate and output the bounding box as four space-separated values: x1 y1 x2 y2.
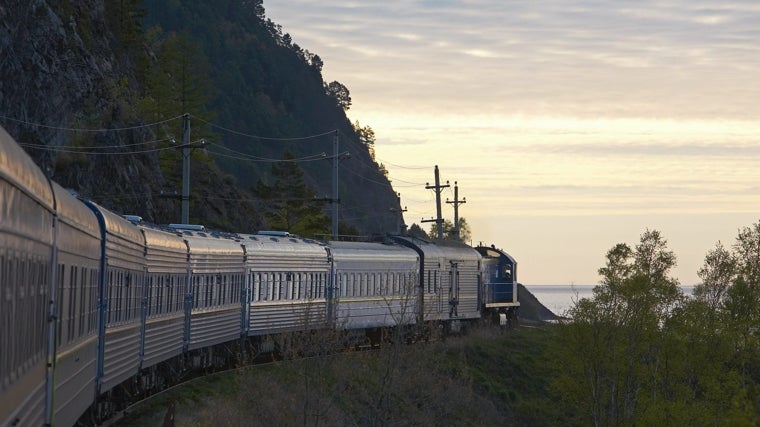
427 218 472 242
407 223 428 239
325 81 351 111
253 152 329 237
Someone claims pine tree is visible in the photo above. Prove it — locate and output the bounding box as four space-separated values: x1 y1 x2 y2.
253 152 329 236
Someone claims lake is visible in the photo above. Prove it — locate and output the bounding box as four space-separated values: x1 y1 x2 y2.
524 284 697 317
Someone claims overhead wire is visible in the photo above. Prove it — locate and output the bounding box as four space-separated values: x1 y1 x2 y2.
0 114 184 132
206 142 328 163
190 114 336 141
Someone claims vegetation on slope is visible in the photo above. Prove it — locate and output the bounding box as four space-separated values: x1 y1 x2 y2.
121 221 760 426
118 326 562 427
0 0 399 234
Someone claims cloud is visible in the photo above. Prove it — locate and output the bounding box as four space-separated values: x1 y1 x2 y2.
265 0 760 120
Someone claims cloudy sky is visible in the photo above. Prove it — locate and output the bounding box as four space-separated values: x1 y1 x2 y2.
265 1 760 285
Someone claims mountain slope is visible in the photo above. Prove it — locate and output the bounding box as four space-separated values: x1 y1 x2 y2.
0 0 400 234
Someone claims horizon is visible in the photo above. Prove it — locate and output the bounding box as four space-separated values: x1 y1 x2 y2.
265 1 760 285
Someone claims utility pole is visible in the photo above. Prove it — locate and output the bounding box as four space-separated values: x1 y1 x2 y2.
423 165 450 239
390 192 407 235
332 130 339 240
177 114 206 224
446 181 466 241
181 113 190 224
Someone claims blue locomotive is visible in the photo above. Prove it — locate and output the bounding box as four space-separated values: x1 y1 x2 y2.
0 125 519 426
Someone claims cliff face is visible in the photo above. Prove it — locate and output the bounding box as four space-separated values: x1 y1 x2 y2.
0 1 191 225
0 0 399 234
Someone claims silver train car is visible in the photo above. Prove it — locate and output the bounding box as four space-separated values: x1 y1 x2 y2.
0 125 518 426
392 237 483 332
242 233 330 337
330 241 419 331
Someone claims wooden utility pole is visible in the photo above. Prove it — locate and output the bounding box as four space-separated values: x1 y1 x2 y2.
332 130 339 240
178 114 206 224
446 181 466 241
391 192 407 235
423 165 450 239
181 113 190 224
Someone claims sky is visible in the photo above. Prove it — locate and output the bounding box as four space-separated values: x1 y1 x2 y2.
264 1 760 285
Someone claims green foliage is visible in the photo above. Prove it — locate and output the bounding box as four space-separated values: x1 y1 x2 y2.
252 152 329 236
551 226 760 425
122 327 565 426
138 0 400 235
325 80 352 111
428 217 472 242
407 223 429 239
105 0 145 55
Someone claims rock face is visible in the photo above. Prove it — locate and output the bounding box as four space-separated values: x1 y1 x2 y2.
516 284 558 323
0 1 399 234
0 3 264 231
0 1 176 222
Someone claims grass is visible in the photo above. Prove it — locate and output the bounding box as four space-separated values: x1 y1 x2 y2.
117 324 562 426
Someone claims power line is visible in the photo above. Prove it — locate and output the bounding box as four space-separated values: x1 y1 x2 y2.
376 157 432 170
190 114 335 142
206 143 328 163
0 114 184 132
18 142 179 155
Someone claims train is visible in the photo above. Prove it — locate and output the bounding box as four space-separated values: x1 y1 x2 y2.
0 125 519 426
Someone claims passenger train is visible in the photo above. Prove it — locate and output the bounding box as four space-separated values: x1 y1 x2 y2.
0 125 519 426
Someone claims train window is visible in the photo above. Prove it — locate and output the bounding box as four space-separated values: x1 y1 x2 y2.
165 276 173 314
170 275 177 312
65 264 74 342
191 276 197 309
205 275 212 307
146 276 154 316
79 267 87 337
117 270 124 323
124 272 133 322
55 263 63 343
252 272 259 302
90 267 97 332
224 274 230 305
159 276 166 315
168 275 174 313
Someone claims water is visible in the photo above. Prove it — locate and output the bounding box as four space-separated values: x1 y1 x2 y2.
524 284 697 317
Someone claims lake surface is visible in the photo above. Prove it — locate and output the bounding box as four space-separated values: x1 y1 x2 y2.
524 284 696 317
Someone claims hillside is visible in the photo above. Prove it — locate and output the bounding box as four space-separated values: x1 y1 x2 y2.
0 0 400 234
118 326 564 426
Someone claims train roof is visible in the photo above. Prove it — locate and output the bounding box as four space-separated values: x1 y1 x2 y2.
83 200 146 244
51 182 100 239
391 236 480 260
182 232 245 256
139 225 188 253
239 233 327 255
0 125 54 209
329 240 419 259
476 244 517 264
